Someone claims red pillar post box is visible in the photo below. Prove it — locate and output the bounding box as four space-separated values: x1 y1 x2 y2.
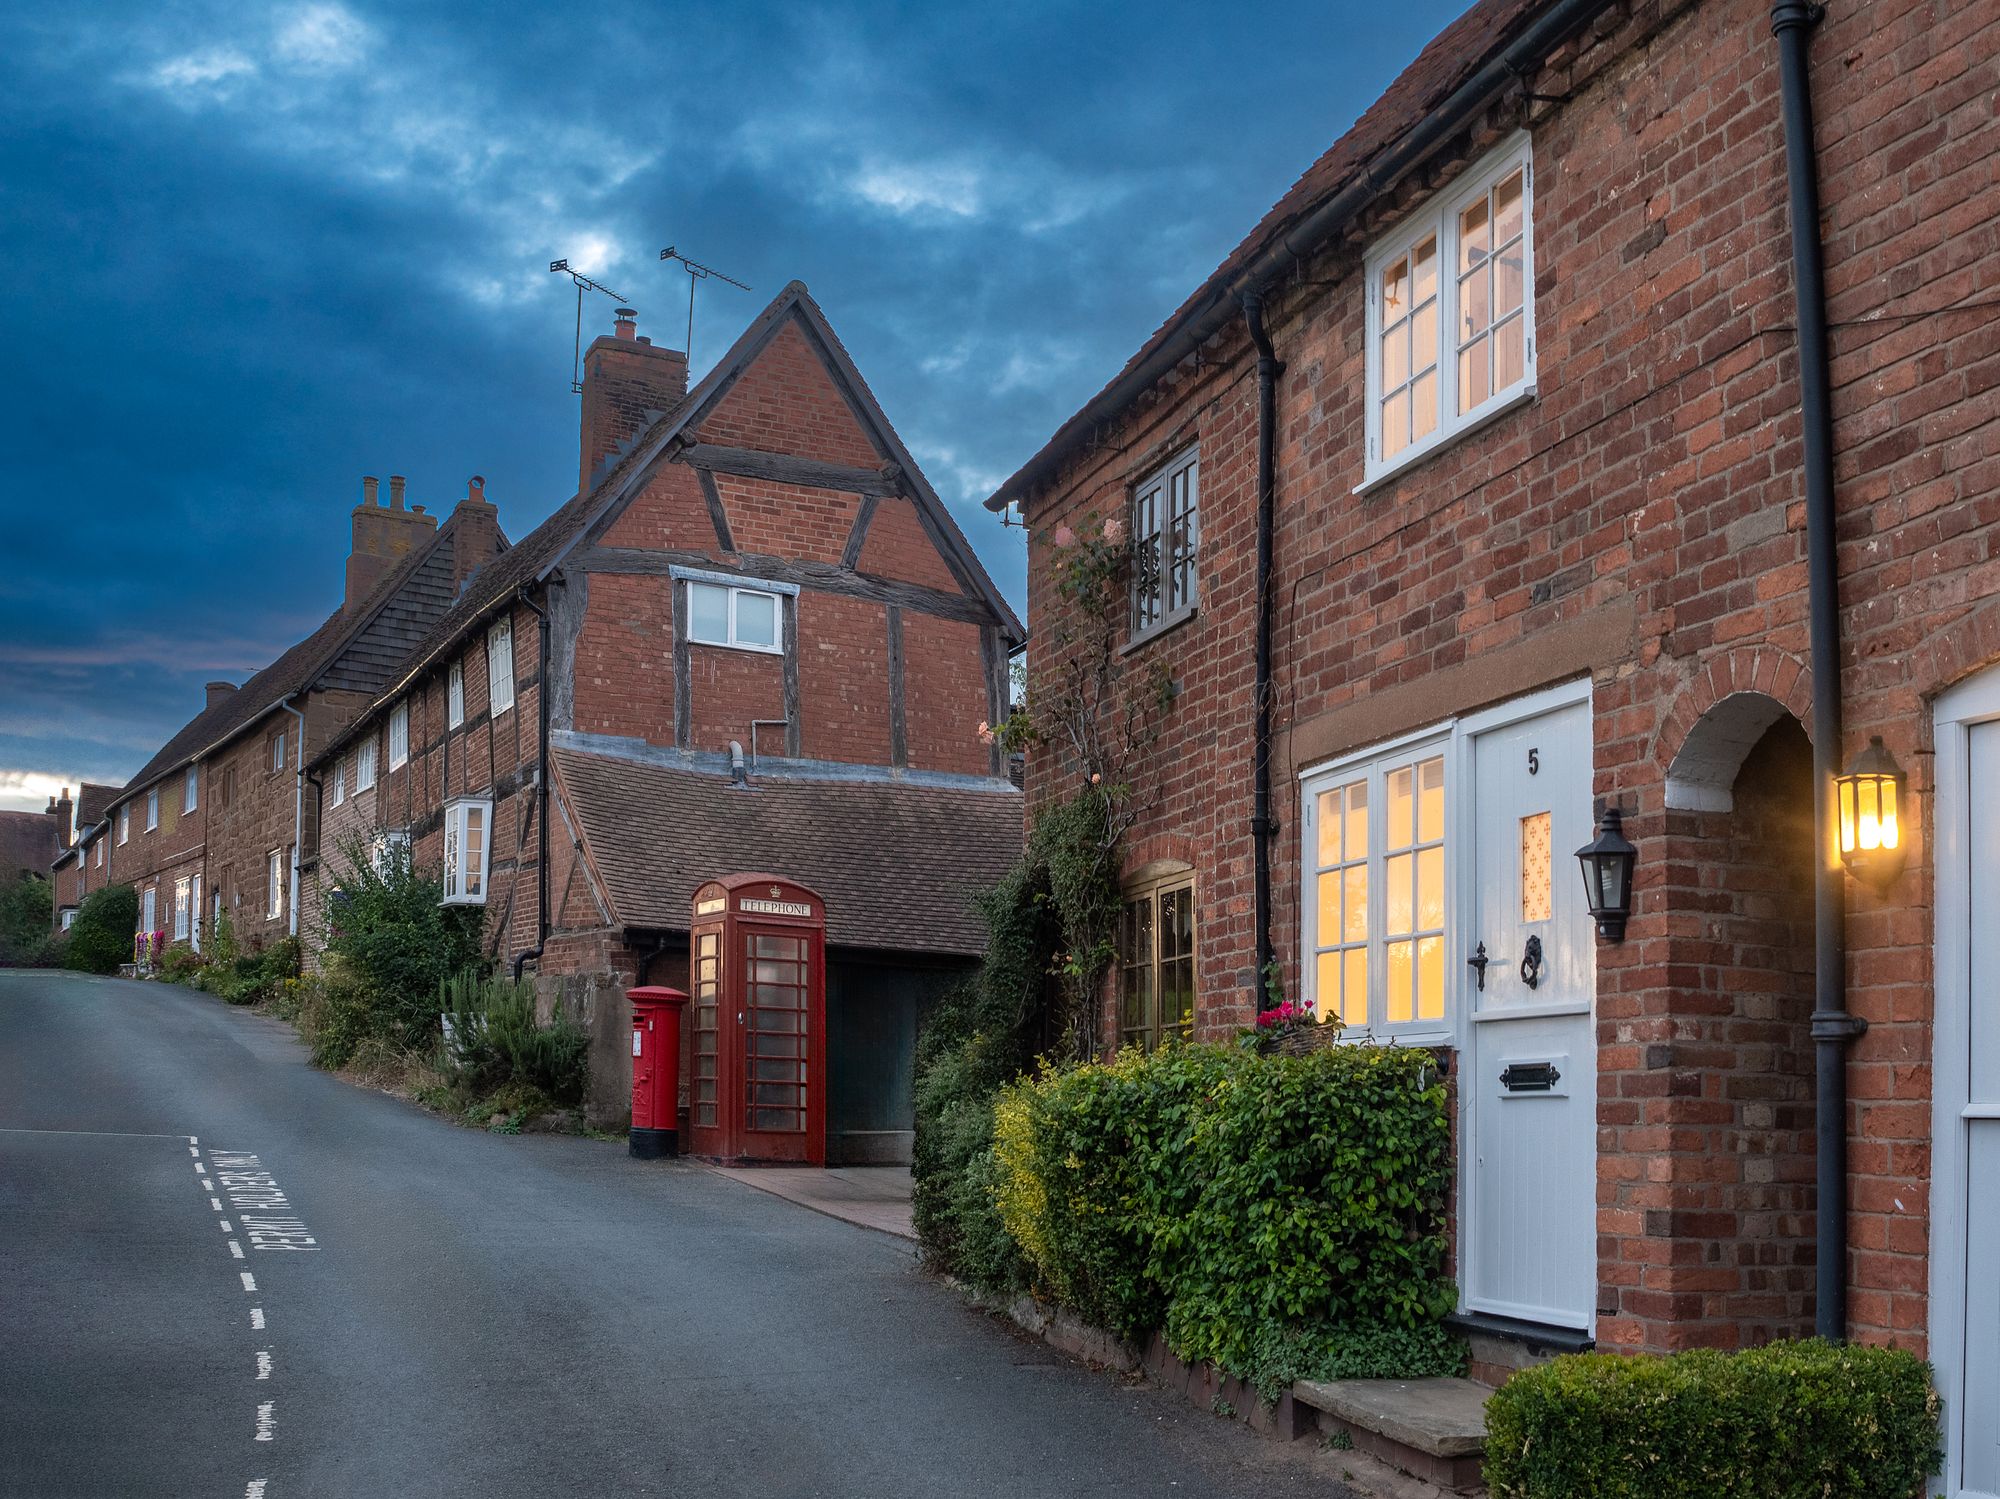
628 985 688 1159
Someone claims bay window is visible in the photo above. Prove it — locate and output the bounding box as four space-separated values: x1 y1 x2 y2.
442 798 491 905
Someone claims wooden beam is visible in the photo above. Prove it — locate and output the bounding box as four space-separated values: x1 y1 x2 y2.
886 605 908 769
580 546 997 627
839 491 880 570
697 467 736 553
782 596 802 757
671 580 691 749
681 443 900 498
981 624 1007 778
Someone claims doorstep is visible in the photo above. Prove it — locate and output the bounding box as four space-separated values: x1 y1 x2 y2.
1292 1376 1490 1493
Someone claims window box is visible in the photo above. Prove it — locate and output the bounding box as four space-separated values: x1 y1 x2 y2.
1362 134 1536 490
442 798 491 905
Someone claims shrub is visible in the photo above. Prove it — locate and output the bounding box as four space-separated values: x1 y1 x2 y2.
63 885 138 974
1484 1340 1943 1499
993 1041 1459 1393
440 971 588 1106
0 875 53 964
193 937 300 1005
156 945 208 985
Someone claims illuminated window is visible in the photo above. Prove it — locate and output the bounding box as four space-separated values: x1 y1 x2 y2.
1120 871 1196 1049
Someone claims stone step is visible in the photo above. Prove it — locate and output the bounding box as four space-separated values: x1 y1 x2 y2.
1292 1375 1490 1492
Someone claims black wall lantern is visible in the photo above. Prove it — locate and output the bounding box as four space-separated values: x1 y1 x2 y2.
1576 807 1637 941
1836 735 1907 891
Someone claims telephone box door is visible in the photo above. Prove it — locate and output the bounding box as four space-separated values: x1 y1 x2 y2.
687 875 827 1165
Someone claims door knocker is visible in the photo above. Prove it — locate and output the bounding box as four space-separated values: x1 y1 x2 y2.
1519 934 1545 990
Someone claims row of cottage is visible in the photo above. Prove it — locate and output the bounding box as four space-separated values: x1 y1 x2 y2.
50 0 2000 1489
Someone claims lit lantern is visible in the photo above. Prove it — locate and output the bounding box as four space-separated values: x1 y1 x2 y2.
1575 807 1637 942
1836 736 1907 890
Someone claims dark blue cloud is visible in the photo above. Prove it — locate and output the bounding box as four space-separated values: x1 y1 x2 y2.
0 0 1458 809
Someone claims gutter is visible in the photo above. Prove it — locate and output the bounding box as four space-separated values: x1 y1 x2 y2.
1771 0 1864 1344
986 0 1620 515
510 583 554 983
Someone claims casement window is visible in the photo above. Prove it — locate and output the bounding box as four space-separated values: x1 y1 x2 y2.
1129 448 1199 640
141 885 156 934
93 840 103 869
687 580 782 653
1120 870 1196 1050
145 789 159 832
1305 745 1447 1034
189 875 202 953
488 617 515 715
447 661 465 728
266 849 286 921
389 701 409 770
118 807 130 844
1364 134 1535 487
332 757 346 807
442 798 491 905
185 766 198 814
271 730 287 774
60 909 75 931
173 876 191 942
369 828 411 879
355 737 378 793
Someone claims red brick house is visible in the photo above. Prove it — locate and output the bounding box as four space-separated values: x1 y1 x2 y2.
49 784 116 928
306 286 1024 1162
988 0 2000 1481
81 478 502 959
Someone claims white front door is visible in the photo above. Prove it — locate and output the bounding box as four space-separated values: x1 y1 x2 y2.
1935 677 2000 1499
1462 696 1597 1330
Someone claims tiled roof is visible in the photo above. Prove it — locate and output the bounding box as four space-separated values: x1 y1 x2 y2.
985 0 1558 511
0 809 57 883
75 783 117 828
552 743 1023 957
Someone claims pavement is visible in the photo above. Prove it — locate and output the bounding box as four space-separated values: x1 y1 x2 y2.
0 969 1363 1499
708 1164 916 1239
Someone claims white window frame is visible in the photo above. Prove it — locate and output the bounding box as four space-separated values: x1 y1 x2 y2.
442 797 492 905
266 849 285 921
332 757 346 807
190 874 202 953
61 909 75 931
185 765 198 813
685 580 785 654
447 660 465 729
487 617 516 715
119 807 129 844
1129 446 1200 643
142 885 156 934
355 737 378 793
272 730 286 774
173 875 191 942
389 701 409 771
370 828 411 878
1361 132 1537 491
93 839 103 868
145 789 159 832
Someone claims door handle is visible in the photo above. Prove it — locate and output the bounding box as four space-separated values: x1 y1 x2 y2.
1468 943 1490 992
1519 935 1544 990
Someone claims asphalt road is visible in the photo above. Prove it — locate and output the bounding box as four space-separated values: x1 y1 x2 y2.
0 970 1361 1499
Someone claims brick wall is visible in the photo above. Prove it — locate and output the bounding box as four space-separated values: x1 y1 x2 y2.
1015 0 2000 1353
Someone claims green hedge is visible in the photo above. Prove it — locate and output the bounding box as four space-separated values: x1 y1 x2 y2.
62 885 138 974
1484 1341 1942 1499
994 1042 1460 1396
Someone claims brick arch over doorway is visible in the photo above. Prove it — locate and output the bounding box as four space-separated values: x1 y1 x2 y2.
1599 692 1818 1353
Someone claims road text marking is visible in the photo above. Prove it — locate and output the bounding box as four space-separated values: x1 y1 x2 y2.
254 1402 275 1442
255 1351 272 1380
244 1483 266 1499
208 1152 319 1251
249 1308 265 1330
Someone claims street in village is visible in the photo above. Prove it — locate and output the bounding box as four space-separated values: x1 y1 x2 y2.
0 970 1363 1499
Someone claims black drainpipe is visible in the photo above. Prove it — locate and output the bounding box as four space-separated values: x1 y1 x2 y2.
1772 0 1865 1343
1242 292 1282 1008
510 584 553 983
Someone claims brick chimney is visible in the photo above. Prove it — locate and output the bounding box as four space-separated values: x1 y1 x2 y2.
50 787 73 847
579 309 688 495
450 476 504 592
206 681 237 711
346 472 439 609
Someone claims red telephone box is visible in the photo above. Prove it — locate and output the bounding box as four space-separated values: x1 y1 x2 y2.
628 985 687 1159
687 874 827 1165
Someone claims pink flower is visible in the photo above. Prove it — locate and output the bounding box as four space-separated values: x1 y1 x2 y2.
1102 516 1126 544
1089 772 1101 785
976 721 996 745
1052 523 1076 548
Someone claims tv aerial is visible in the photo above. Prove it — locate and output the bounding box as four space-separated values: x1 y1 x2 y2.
549 259 635 393
660 246 751 368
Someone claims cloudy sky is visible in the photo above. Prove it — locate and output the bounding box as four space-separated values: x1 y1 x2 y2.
0 0 1456 814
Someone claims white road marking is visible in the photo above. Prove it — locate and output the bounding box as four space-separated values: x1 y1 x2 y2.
255 1350 272 1380
228 1240 245 1259
219 1221 234 1232
189 1146 201 1157
244 1482 267 1499
188 1135 198 1144
240 1272 257 1292
0 1127 187 1139
201 1179 214 1191
254 1402 275 1442
249 1308 266 1330
211 1198 224 1210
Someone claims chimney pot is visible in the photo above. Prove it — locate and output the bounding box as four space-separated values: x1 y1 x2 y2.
362 475 379 507
411 504 427 515
614 308 638 340
388 475 407 511
469 475 486 502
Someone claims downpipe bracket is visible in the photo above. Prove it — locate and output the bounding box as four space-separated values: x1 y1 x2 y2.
1810 1009 1869 1042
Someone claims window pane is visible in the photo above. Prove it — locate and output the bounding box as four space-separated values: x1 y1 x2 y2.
1317 870 1340 941
1388 767 1415 849
1411 368 1437 444
1386 851 1414 934
1387 939 1414 1023
1494 169 1524 246
1382 323 1409 389
1495 314 1526 390
1412 300 1438 375
1418 757 1445 843
1459 264 1490 342
1316 950 1342 1024
1411 236 1437 301
1342 865 1368 944
1382 255 1409 318
1496 242 1524 318
1521 811 1553 923
1344 781 1368 861
735 590 778 648
1382 388 1410 459
1343 948 1367 1027
1459 335 1490 412
1317 791 1342 866
1460 194 1490 272
1416 934 1444 1021
1417 846 1444 930
690 583 728 643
